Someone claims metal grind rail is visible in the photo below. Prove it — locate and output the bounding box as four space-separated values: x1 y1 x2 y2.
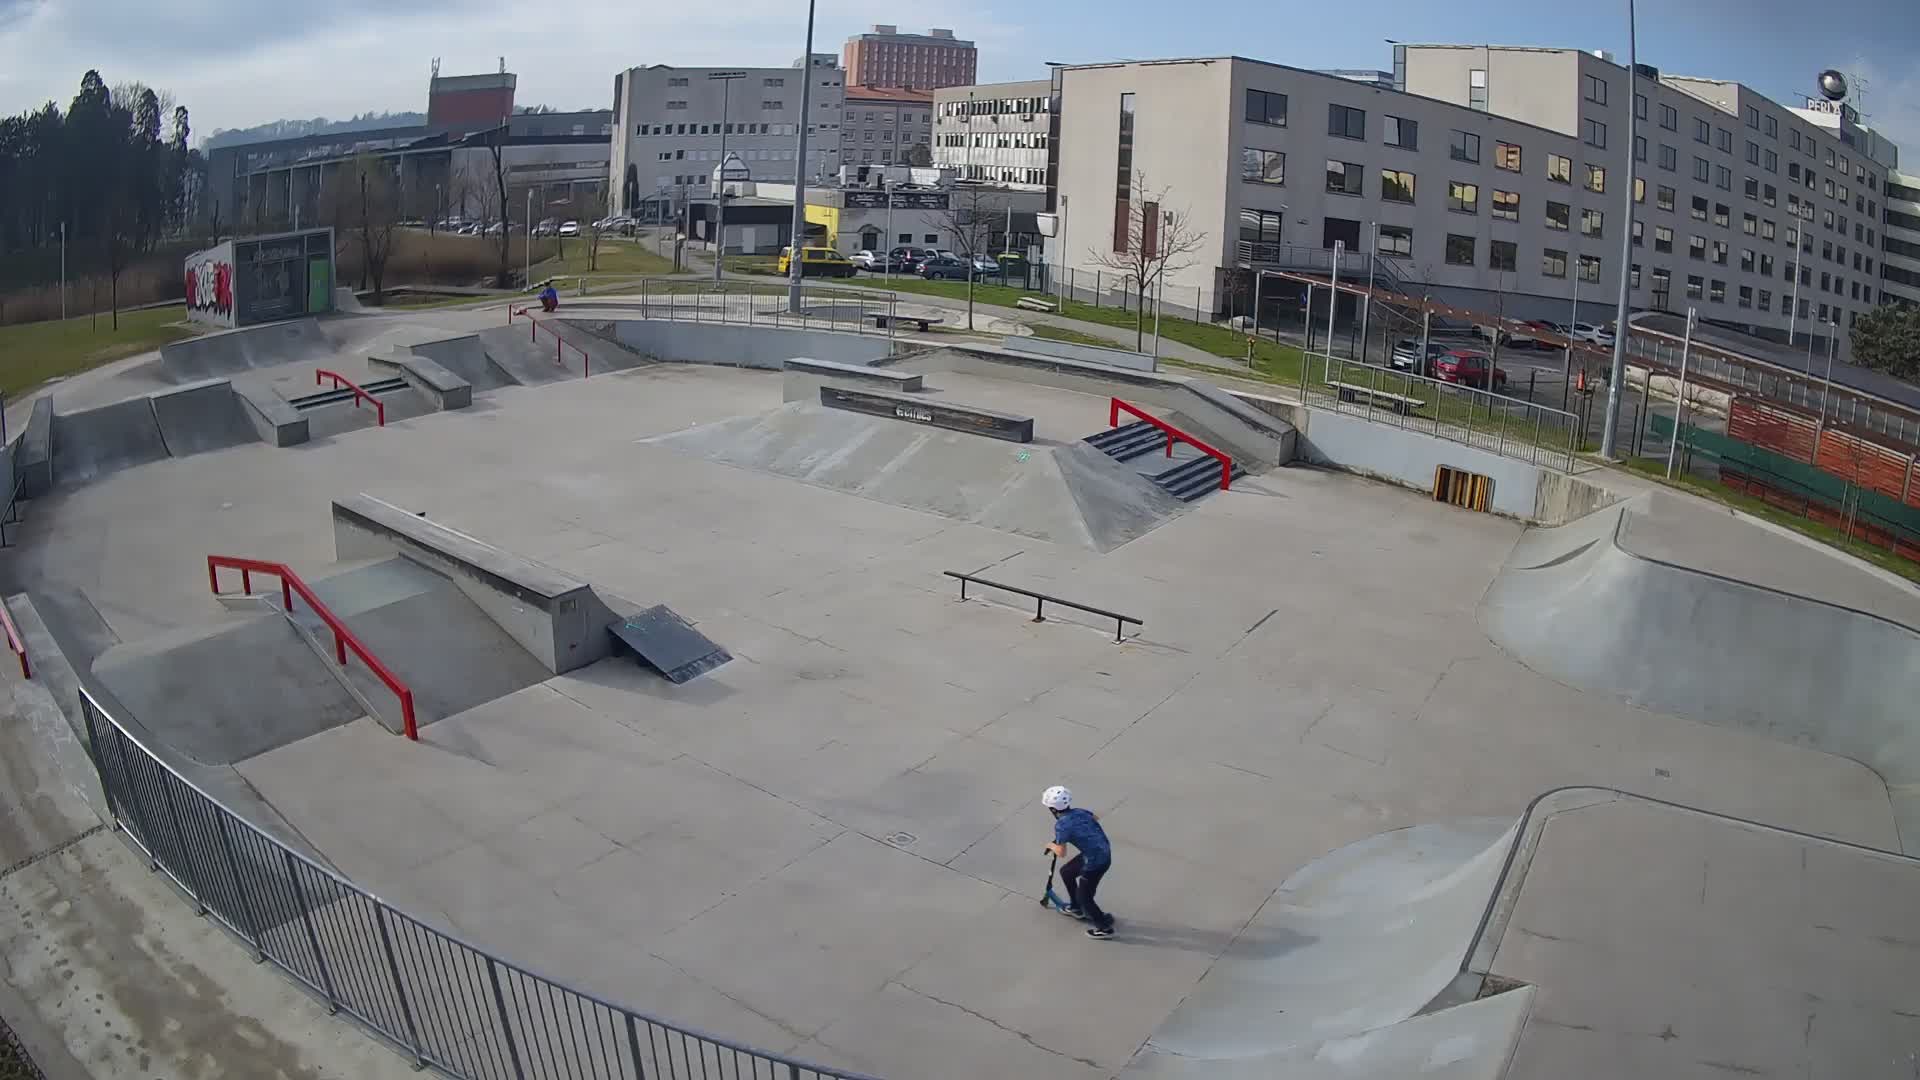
944 570 1144 643
509 307 592 377
76 684 880 1080
313 370 387 426
1110 397 1234 491
206 556 418 740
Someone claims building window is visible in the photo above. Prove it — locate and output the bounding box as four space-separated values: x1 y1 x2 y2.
1635 177 1647 203
1381 169 1417 203
1113 93 1135 254
1742 176 1759 200
1245 88 1288 127
1328 103 1366 140
1764 184 1777 207
1584 74 1608 104
1694 157 1711 183
1712 240 1727 265
1241 148 1285 185
1633 220 1644 246
1660 104 1678 131
1580 254 1601 283
1447 180 1477 213
1548 154 1572 184
1492 190 1519 221
1634 135 1647 163
1651 269 1672 305
1687 274 1705 299
1759 289 1772 312
1326 159 1363 196
1468 69 1488 111
1631 263 1642 288
1743 213 1757 235
1765 115 1778 138
1635 93 1648 120
1495 141 1521 172
1585 164 1606 194
1714 203 1730 228
1659 144 1678 172
1745 105 1760 129
1490 239 1517 272
1446 233 1476 265
1740 248 1756 272
1385 116 1419 150
1546 200 1570 231
1449 129 1478 162
761 100 784 110
1695 117 1710 143
1745 141 1760 165
1691 196 1709 221
1717 128 1732 153
1657 186 1676 212
1239 208 1285 245
1790 161 1801 181
1582 207 1605 239
1543 248 1568 278
1761 220 1776 241
1764 150 1778 173
1377 224 1413 256
1710 279 1727 303
667 77 689 87
1584 118 1607 148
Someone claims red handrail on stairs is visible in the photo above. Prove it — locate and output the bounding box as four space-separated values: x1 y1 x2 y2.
1109 397 1234 492
314 369 386 426
207 556 418 739
509 307 591 377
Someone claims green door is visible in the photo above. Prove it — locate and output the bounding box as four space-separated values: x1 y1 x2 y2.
307 258 332 313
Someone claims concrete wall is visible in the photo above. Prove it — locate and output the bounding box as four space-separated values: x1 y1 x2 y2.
1292 407 1545 518
233 384 309 447
17 399 52 498
1002 335 1155 372
608 320 895 370
368 349 473 411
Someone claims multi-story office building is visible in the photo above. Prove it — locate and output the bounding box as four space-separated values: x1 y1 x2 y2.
841 87 934 168
608 61 845 220
1883 170 1920 307
1049 51 1885 345
1395 44 1885 339
842 26 976 91
932 80 1053 190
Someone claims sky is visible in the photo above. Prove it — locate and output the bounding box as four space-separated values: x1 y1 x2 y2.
1 0 1915 158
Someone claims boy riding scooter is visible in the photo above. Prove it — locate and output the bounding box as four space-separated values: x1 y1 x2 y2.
1042 785 1115 939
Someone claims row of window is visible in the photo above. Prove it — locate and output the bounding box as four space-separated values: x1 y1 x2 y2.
1632 267 1866 318
938 95 1048 117
847 110 930 124
666 76 786 89
934 132 1048 149
637 122 803 137
655 147 801 163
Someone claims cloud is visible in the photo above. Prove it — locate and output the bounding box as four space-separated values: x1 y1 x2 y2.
0 0 1018 138
1845 57 1920 170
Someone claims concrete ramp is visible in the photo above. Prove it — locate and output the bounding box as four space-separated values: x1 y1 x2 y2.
159 318 338 381
647 402 1186 551
477 325 571 386
409 334 514 392
1481 494 1920 851
92 614 365 765
150 379 257 456
51 394 169 486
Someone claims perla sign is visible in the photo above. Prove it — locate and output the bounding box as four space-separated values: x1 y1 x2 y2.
1802 98 1860 124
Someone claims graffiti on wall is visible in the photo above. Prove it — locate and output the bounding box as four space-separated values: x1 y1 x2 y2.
185 258 233 319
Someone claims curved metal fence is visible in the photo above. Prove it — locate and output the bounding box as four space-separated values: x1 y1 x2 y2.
77 687 877 1080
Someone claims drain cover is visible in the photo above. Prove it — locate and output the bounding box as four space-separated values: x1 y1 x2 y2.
883 831 917 848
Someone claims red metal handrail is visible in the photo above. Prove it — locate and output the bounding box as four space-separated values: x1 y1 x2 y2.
0 598 29 679
1109 397 1234 492
314 369 386 426
207 556 418 740
510 307 591 378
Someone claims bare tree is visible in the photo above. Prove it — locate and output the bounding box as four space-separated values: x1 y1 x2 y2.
481 126 513 287
342 153 400 303
1084 172 1208 350
929 184 1011 331
578 186 610 272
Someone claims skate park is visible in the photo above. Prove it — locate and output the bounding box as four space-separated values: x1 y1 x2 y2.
3 294 1920 1080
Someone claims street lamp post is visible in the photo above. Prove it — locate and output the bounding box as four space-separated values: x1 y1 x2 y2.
884 178 895 288
710 71 746 283
525 189 533 287
1598 0 1640 458
786 0 819 313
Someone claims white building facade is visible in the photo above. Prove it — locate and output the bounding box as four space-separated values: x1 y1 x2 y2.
608 61 845 220
933 80 1053 190
1884 170 1920 308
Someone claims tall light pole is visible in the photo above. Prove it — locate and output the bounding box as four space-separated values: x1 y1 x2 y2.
786 0 818 313
1597 0 1639 458
710 71 746 283
525 188 533 287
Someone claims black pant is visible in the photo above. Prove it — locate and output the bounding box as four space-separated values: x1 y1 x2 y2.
1060 854 1113 930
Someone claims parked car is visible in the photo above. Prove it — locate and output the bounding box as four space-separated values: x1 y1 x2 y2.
532 218 559 237
1570 322 1615 346
918 254 972 280
968 253 1000 276
888 246 937 271
849 250 880 270
1390 338 1451 377
776 246 857 278
558 220 580 237
1476 323 1538 350
1433 350 1510 391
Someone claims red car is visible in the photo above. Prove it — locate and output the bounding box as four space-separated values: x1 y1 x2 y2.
1433 350 1509 391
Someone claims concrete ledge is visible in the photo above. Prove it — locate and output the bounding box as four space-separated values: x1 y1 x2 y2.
782 357 923 403
369 347 473 410
819 385 1034 442
1001 334 1156 372
233 382 309 447
605 319 893 371
331 494 617 674
19 397 53 497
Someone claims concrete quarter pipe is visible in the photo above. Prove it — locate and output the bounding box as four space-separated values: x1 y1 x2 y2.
1480 493 1920 851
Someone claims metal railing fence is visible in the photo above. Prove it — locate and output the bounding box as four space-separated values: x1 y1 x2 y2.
1301 352 1581 472
609 279 905 342
78 687 879 1080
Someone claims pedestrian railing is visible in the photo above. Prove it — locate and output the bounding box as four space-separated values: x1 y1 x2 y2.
78 686 880 1080
1303 352 1581 473
586 279 909 341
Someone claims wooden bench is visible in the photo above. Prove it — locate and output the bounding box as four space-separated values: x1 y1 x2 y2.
866 312 945 332
1016 296 1058 313
1327 380 1427 416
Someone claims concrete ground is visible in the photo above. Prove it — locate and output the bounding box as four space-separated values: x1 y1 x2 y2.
4 316 1917 1077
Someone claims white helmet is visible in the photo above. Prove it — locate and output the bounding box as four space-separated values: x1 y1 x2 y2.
1042 785 1072 811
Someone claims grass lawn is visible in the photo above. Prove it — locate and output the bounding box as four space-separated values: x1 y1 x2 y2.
1619 456 1920 585
1027 324 1120 348
534 237 680 279
0 306 196 398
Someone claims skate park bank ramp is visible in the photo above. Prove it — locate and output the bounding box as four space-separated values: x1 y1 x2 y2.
1123 818 1533 1079
50 379 264 487
157 317 338 381
1481 493 1920 851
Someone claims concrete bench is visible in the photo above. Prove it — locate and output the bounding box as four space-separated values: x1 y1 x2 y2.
865 312 944 332
783 358 923 390
368 346 473 410
1328 380 1427 416
1016 297 1058 313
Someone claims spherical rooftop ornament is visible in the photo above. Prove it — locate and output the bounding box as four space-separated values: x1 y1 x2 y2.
1817 70 1848 102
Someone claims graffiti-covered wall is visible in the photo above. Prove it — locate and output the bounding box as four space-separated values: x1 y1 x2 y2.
184 240 236 328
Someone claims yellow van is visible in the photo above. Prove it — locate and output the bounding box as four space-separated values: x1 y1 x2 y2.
776 246 857 278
